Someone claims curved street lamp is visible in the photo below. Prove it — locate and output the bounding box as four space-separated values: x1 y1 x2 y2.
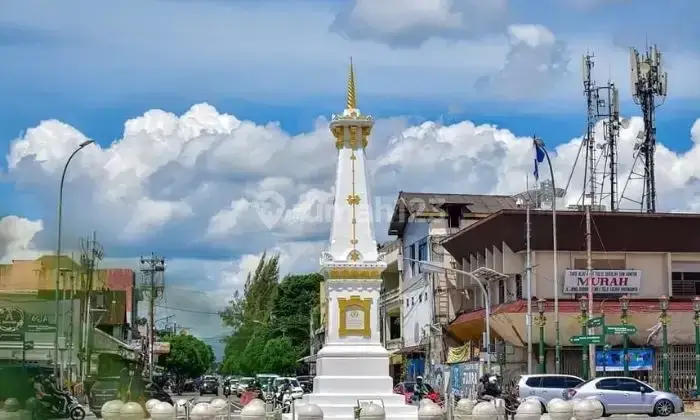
54 139 95 384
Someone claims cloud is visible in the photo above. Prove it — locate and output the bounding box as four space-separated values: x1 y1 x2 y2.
5 104 700 354
475 25 571 99
330 0 509 47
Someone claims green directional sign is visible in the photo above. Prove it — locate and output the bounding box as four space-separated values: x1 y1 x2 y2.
604 325 638 335
587 317 604 327
569 334 605 345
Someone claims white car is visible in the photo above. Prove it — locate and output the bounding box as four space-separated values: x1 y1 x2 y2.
274 377 304 399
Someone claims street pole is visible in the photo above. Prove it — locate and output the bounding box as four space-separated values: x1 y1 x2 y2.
54 139 94 386
535 138 561 373
620 295 630 377
659 295 670 392
525 197 533 374
579 297 589 380
694 296 700 398
67 272 75 384
536 299 546 373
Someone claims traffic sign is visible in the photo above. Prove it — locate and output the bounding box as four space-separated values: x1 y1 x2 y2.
604 325 637 335
587 317 604 327
569 335 605 345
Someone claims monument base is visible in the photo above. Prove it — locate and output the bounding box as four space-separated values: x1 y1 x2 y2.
291 343 419 419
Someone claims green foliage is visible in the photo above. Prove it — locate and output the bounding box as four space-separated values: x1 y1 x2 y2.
157 334 213 381
219 256 323 375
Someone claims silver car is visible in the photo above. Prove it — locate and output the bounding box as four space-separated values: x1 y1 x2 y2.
568 377 683 416
515 374 584 410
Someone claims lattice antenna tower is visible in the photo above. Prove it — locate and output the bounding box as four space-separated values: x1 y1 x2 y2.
139 253 166 301
593 74 621 211
582 53 598 207
619 45 668 213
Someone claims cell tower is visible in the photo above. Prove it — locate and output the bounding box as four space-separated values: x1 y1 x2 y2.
619 45 668 213
567 53 620 211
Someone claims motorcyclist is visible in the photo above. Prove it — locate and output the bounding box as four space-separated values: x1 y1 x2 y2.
477 374 501 400
41 374 68 414
276 379 292 405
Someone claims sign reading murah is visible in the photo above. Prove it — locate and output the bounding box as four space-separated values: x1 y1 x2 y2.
564 270 641 294
338 295 371 338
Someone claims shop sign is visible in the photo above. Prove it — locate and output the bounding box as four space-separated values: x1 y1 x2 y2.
563 270 641 294
0 307 57 341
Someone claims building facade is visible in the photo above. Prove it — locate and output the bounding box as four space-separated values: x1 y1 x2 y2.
379 192 519 383
443 209 700 398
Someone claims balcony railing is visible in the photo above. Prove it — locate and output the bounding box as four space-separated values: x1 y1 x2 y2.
380 288 401 305
379 240 401 265
386 338 402 351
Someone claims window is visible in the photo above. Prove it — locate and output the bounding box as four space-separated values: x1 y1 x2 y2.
409 245 416 275
419 294 422 303
617 378 647 392
389 316 401 339
540 376 567 388
525 377 541 387
425 292 428 301
498 280 505 303
406 299 409 307
565 377 583 388
418 240 428 265
595 379 618 390
672 271 700 296
412 296 415 306
515 274 523 299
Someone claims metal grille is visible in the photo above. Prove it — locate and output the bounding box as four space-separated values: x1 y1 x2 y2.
650 344 697 399
560 348 584 378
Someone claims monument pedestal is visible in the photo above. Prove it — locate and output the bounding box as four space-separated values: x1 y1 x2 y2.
295 343 418 419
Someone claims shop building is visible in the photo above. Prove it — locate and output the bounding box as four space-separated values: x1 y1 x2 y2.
379 192 519 383
442 209 700 398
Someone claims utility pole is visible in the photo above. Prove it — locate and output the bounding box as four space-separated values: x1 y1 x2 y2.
140 254 166 382
525 192 533 374
80 232 103 380
585 202 596 379
67 271 75 384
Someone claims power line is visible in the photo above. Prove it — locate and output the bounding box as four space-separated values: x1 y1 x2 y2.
156 304 222 315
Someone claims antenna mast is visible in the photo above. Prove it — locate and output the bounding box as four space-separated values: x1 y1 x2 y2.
582 53 597 207
620 45 668 212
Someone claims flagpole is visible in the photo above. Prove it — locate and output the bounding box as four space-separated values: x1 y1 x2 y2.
534 136 561 374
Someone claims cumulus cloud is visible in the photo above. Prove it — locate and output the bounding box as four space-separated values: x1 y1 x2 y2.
330 0 509 47
6 104 700 351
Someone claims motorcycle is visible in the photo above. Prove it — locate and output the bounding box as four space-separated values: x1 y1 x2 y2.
275 390 294 413
33 392 86 420
223 383 231 398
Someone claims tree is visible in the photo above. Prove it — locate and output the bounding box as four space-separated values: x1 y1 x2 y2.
271 273 324 357
158 334 213 386
259 338 298 374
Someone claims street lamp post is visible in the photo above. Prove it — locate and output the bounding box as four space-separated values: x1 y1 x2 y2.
535 298 547 373
404 258 492 371
619 295 630 377
534 137 561 373
579 296 589 380
54 139 94 385
694 296 700 398
659 295 670 392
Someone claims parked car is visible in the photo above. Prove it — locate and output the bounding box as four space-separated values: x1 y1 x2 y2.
89 379 173 418
514 374 584 411
568 377 683 416
393 382 441 405
237 377 254 397
200 378 219 396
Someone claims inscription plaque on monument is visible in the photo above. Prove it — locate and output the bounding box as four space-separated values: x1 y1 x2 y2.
337 295 371 337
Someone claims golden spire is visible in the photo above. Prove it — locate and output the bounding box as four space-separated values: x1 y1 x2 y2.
346 58 357 110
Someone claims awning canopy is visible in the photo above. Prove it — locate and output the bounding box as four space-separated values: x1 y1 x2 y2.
93 328 140 361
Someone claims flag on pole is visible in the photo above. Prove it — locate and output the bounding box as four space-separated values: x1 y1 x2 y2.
533 139 546 181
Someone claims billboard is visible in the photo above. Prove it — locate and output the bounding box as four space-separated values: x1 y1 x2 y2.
564 270 641 294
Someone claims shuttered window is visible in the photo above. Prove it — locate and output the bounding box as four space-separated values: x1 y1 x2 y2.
671 271 700 297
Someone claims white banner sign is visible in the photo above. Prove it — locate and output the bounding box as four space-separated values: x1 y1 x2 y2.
563 270 641 294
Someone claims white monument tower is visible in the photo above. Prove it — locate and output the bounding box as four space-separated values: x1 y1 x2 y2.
299 60 418 419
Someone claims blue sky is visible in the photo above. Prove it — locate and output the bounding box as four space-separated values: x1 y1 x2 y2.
1 0 699 354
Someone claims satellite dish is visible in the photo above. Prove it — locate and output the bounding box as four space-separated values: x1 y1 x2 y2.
639 62 651 75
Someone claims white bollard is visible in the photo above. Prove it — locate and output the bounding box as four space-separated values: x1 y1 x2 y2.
472 401 498 420
151 401 176 420
297 403 323 420
240 400 266 420
572 399 595 420
210 398 228 416
418 400 443 420
514 399 540 420
2 399 19 412
588 399 604 419
120 401 146 420
101 400 125 420
546 398 573 420
455 398 476 420
190 402 213 420
360 402 385 420
146 399 162 414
